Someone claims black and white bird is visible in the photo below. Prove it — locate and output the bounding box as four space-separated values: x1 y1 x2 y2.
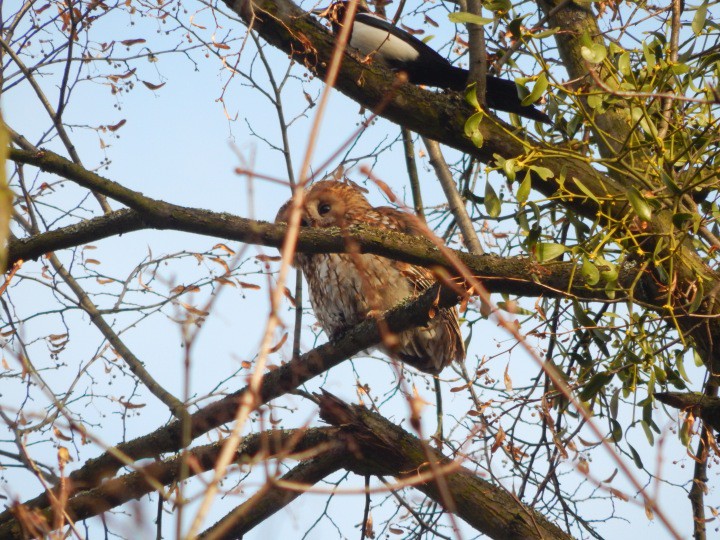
313 1 550 123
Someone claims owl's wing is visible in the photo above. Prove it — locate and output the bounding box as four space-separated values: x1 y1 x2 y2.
372 206 437 292
373 206 466 368
373 206 425 236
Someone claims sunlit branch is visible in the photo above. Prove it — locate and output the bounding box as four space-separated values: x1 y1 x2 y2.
8 148 643 303
6 205 642 304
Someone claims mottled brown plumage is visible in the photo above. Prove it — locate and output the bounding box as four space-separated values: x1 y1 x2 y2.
275 180 465 374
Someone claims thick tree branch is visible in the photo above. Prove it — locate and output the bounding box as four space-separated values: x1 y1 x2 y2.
318 392 576 540
2 389 580 540
535 0 639 162
17 143 720 378
655 392 720 433
8 204 645 303
8 208 145 263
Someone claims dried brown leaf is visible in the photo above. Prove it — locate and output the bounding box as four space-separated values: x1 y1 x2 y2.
609 487 628 501
504 363 513 392
142 81 166 90
120 38 146 46
210 257 230 273
364 513 375 539
644 504 654 520
238 282 261 290
491 425 506 453
269 332 288 353
578 436 601 447
255 254 281 262
180 303 209 316
552 437 569 459
57 446 72 467
602 468 618 483
374 179 396 202
119 400 146 409
53 427 72 441
283 287 296 307
400 23 423 35
106 119 126 132
213 243 236 255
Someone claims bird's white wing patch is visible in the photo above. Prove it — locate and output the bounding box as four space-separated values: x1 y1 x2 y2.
350 23 420 62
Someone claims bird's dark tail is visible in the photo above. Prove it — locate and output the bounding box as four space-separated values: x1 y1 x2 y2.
444 64 473 92
485 75 551 124
445 66 551 124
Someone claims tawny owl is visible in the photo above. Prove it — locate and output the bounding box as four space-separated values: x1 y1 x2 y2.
275 180 465 374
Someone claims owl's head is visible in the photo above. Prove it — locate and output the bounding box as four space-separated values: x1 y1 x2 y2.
275 180 372 228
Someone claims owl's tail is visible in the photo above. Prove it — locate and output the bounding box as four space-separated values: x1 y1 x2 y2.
393 308 465 374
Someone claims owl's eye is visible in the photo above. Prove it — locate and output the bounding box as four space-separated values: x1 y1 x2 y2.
318 202 332 215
